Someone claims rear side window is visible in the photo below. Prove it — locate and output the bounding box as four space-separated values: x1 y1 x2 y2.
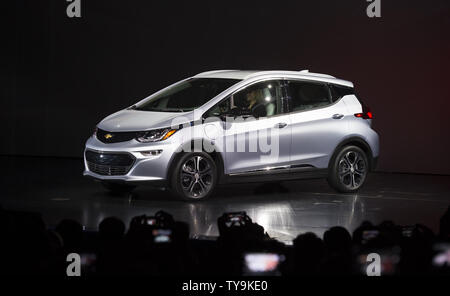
287 81 331 112
329 84 354 102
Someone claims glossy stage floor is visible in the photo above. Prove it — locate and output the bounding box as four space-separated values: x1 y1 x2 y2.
1 156 449 244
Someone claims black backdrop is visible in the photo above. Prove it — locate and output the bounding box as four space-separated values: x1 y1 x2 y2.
2 0 450 174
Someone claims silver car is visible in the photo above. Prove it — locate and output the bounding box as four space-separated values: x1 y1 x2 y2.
84 70 379 201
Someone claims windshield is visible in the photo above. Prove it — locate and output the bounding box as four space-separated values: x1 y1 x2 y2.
135 78 240 112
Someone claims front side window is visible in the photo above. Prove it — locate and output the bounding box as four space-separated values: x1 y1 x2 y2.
205 80 284 118
287 80 332 112
135 78 240 112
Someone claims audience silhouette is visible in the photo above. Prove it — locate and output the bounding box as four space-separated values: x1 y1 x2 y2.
0 205 449 275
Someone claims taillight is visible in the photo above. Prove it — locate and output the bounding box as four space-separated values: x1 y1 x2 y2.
354 106 373 119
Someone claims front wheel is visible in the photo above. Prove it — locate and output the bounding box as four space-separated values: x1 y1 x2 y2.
327 146 369 193
170 152 217 201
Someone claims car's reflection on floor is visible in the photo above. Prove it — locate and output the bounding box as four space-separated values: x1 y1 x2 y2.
70 181 369 244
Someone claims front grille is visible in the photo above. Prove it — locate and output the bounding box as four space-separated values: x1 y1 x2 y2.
87 162 131 176
96 128 137 144
85 150 135 176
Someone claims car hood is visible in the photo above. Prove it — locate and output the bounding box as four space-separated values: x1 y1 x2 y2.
98 109 194 132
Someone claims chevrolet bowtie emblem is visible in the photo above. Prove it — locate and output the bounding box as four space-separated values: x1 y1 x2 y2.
105 134 113 139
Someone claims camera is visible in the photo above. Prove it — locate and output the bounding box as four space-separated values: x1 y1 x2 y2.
145 217 158 226
152 229 173 244
432 243 450 267
362 230 380 244
243 252 285 276
220 211 251 228
128 211 176 244
401 226 415 238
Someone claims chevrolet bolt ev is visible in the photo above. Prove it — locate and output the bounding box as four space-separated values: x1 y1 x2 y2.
84 70 379 201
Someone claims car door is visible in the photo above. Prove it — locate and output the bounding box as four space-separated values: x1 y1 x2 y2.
203 80 291 175
286 80 350 169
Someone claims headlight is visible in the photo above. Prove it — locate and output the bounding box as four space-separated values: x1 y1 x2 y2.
136 128 177 143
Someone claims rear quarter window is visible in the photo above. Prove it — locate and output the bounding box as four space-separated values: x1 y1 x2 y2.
329 84 354 102
287 81 332 112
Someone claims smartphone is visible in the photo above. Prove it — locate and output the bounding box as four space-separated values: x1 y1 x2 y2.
226 212 247 227
401 226 414 238
146 217 158 226
432 243 450 267
243 253 284 276
152 229 172 243
362 230 379 244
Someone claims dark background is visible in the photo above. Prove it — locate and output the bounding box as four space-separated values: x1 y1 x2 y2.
2 0 450 174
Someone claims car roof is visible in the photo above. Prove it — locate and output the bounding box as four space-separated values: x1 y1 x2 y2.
194 69 353 87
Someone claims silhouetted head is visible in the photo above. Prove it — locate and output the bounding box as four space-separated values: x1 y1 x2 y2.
99 217 125 240
55 219 83 251
293 232 324 257
324 226 352 252
440 206 450 239
292 232 324 274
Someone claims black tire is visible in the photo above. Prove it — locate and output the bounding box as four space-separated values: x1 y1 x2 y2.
327 145 369 193
170 152 217 201
101 182 136 194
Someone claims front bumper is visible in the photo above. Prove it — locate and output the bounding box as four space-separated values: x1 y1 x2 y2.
83 135 178 184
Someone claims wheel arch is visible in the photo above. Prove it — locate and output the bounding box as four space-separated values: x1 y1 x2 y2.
329 136 375 171
166 139 225 183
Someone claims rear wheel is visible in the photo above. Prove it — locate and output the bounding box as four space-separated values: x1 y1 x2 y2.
328 145 369 193
170 152 217 201
101 182 136 194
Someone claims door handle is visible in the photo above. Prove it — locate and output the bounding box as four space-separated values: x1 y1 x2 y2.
274 122 288 128
332 114 344 120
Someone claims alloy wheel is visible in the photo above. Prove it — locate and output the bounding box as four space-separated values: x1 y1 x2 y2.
338 150 367 189
180 156 214 199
